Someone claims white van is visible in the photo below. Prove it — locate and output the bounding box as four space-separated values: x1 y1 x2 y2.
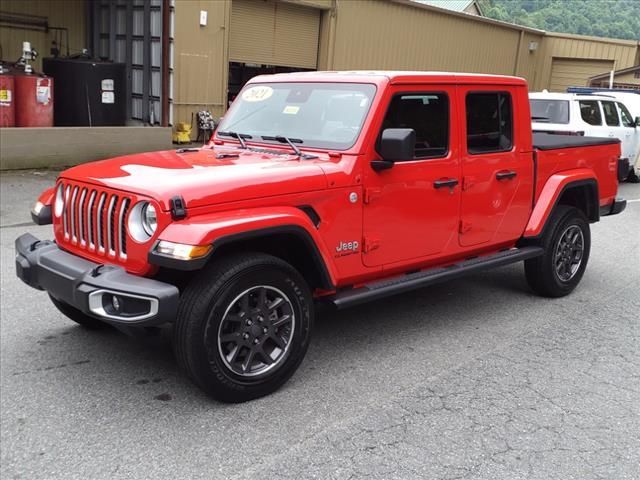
529 92 640 181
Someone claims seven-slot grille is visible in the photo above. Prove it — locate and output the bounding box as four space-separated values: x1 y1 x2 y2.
59 183 131 259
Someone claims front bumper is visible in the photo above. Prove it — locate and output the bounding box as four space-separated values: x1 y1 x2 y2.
15 233 179 326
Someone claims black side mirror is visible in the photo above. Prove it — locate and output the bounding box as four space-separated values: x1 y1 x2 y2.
380 128 416 161
635 116 640 128
372 128 416 171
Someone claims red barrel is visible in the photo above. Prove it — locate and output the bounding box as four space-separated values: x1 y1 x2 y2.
15 74 54 127
0 69 15 127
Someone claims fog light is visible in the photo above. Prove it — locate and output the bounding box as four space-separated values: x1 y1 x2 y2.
112 295 121 312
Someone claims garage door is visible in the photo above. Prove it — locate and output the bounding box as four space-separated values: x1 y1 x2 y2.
230 0 320 69
549 58 614 92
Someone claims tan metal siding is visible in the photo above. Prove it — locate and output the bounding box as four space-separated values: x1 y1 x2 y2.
533 34 639 91
614 70 640 86
230 0 320 68
327 0 543 86
281 0 333 9
173 0 231 129
0 0 86 72
549 58 614 92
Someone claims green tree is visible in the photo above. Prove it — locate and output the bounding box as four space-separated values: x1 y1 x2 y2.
478 0 640 41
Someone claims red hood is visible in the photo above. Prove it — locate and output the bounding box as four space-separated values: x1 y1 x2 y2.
59 147 329 210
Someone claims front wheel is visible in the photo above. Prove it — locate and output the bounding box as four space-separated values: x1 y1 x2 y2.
173 253 313 403
525 206 591 298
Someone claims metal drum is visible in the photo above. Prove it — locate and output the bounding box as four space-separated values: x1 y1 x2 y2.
15 73 54 127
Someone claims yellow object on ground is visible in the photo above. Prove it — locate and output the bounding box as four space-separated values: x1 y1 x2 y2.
172 122 192 144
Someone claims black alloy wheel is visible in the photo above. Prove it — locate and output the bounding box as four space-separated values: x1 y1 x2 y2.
525 205 591 298
216 285 295 378
174 252 313 403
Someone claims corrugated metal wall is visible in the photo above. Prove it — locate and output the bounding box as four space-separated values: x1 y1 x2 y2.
172 0 230 126
0 0 86 72
548 58 614 92
324 0 545 85
172 0 326 130
230 0 320 68
534 33 639 91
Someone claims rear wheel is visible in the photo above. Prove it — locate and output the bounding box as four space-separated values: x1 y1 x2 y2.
49 295 108 329
524 206 590 298
627 168 640 183
173 252 313 403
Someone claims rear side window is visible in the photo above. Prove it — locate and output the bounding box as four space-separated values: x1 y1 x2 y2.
601 101 620 126
466 92 513 154
380 93 449 159
530 99 569 124
579 100 602 126
617 102 635 127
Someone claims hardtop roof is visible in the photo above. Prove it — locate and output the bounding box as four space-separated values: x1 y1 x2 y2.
247 70 528 86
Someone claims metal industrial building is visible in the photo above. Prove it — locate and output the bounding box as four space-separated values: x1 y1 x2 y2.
1 0 639 169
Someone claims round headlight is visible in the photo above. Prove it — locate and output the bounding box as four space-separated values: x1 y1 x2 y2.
142 203 157 236
127 201 158 243
54 184 64 217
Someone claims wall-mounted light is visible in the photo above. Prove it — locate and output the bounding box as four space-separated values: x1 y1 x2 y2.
528 41 539 52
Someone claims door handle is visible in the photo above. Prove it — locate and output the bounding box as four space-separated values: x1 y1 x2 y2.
496 170 517 181
433 178 459 189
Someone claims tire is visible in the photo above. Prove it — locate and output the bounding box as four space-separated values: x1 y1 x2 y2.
524 206 591 298
173 252 314 403
49 294 108 329
626 169 640 184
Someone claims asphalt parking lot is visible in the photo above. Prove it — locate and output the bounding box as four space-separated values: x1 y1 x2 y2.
1 170 638 480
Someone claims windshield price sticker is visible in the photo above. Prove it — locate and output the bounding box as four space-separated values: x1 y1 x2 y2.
242 86 273 102
282 105 300 115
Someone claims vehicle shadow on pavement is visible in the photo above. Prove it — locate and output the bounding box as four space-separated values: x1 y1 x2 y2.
43 265 533 404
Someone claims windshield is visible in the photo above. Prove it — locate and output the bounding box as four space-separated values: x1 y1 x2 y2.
530 99 570 124
216 82 377 150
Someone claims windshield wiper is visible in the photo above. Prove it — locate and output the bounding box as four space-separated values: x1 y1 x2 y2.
261 135 317 159
217 131 252 149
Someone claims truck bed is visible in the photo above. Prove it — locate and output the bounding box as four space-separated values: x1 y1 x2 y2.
533 132 620 151
532 132 621 210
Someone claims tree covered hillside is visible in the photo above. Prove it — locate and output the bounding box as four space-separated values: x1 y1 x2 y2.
478 0 640 41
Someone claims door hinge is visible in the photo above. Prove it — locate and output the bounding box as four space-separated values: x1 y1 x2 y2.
364 188 381 204
363 236 380 253
459 220 472 234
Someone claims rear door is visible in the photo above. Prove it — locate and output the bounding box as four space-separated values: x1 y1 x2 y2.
458 87 533 247
600 100 631 158
362 85 460 267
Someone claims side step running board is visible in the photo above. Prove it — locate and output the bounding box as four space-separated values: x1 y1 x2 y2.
328 246 544 309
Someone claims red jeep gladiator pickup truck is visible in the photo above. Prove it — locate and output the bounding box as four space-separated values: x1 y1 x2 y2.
16 72 627 402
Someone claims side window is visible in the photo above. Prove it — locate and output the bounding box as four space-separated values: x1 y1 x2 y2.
601 101 620 126
617 102 635 127
380 93 449 159
579 100 602 126
466 92 513 154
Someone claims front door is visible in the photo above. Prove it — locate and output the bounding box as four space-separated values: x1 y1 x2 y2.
458 87 533 247
615 101 639 160
362 86 461 267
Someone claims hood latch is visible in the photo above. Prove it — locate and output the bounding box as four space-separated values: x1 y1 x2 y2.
170 195 187 220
